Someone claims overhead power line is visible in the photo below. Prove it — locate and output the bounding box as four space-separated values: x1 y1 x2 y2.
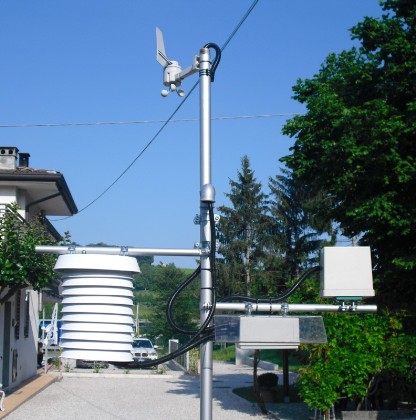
0 113 300 129
51 0 261 220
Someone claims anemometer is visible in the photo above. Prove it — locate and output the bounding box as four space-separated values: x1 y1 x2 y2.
156 27 221 97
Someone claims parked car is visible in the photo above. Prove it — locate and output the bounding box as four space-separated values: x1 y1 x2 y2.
131 338 158 363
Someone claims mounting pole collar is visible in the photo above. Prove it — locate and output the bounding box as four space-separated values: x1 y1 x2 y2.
201 183 215 202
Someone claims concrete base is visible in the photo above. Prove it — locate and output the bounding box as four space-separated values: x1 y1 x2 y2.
235 347 254 366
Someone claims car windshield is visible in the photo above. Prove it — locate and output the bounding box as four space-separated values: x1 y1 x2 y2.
133 339 153 349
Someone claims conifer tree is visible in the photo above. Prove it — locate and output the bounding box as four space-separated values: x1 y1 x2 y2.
268 168 323 282
217 156 271 297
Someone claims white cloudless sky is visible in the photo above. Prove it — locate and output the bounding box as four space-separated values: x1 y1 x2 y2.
0 1 383 267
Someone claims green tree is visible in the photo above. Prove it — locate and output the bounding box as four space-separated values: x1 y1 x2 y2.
280 0 416 411
146 264 199 345
86 242 154 291
281 0 416 309
297 312 416 411
133 259 155 291
217 156 271 297
0 203 57 304
268 168 323 282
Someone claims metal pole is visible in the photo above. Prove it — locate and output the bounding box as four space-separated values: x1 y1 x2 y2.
199 46 213 420
282 349 290 402
136 304 139 337
35 245 203 257
215 302 378 313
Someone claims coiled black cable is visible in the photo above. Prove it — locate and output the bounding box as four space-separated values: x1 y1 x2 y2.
218 265 321 303
136 202 217 368
166 202 217 335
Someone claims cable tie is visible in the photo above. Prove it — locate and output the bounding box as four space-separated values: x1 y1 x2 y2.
199 69 211 78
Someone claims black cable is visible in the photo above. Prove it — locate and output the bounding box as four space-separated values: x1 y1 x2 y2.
166 202 217 336
137 202 217 369
218 265 320 303
135 331 215 368
203 43 221 82
166 265 201 335
138 240 318 369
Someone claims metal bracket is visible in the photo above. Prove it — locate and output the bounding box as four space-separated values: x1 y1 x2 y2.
245 303 253 316
120 246 129 256
281 302 289 317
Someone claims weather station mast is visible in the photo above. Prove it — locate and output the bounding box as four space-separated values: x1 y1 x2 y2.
36 27 378 420
156 27 222 420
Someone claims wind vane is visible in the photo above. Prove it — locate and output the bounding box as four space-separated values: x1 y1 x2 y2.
156 27 199 97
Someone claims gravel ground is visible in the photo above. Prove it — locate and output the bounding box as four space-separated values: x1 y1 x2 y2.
6 362 313 420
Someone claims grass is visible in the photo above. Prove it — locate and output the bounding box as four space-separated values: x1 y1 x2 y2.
212 345 308 373
258 349 308 373
133 290 155 319
213 344 236 362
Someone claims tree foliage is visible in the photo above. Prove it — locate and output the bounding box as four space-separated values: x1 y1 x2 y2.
297 312 416 411
0 203 57 304
217 156 271 297
280 0 416 309
86 242 154 292
145 264 199 345
268 168 323 281
217 158 326 297
280 0 416 410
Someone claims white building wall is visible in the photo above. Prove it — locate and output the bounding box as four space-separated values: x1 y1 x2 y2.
0 303 4 380
0 186 26 219
0 289 39 389
1 187 40 389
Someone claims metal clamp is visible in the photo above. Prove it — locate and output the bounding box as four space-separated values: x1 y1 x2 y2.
281 302 289 317
245 303 253 316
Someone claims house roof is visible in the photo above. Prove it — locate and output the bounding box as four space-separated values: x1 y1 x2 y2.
0 167 78 216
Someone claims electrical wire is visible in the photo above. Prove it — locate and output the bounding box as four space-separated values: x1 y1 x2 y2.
166 202 217 335
166 265 202 335
54 85 198 219
49 0 261 220
220 0 260 52
218 265 320 303
138 202 217 368
135 331 215 368
0 113 301 128
203 43 221 81
138 217 319 369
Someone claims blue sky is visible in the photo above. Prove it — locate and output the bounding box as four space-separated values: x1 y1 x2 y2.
0 1 383 267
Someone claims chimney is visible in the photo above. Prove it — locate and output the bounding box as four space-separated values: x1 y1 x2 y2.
0 147 19 170
18 152 30 168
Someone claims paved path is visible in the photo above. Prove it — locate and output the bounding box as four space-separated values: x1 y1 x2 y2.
3 362 313 419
